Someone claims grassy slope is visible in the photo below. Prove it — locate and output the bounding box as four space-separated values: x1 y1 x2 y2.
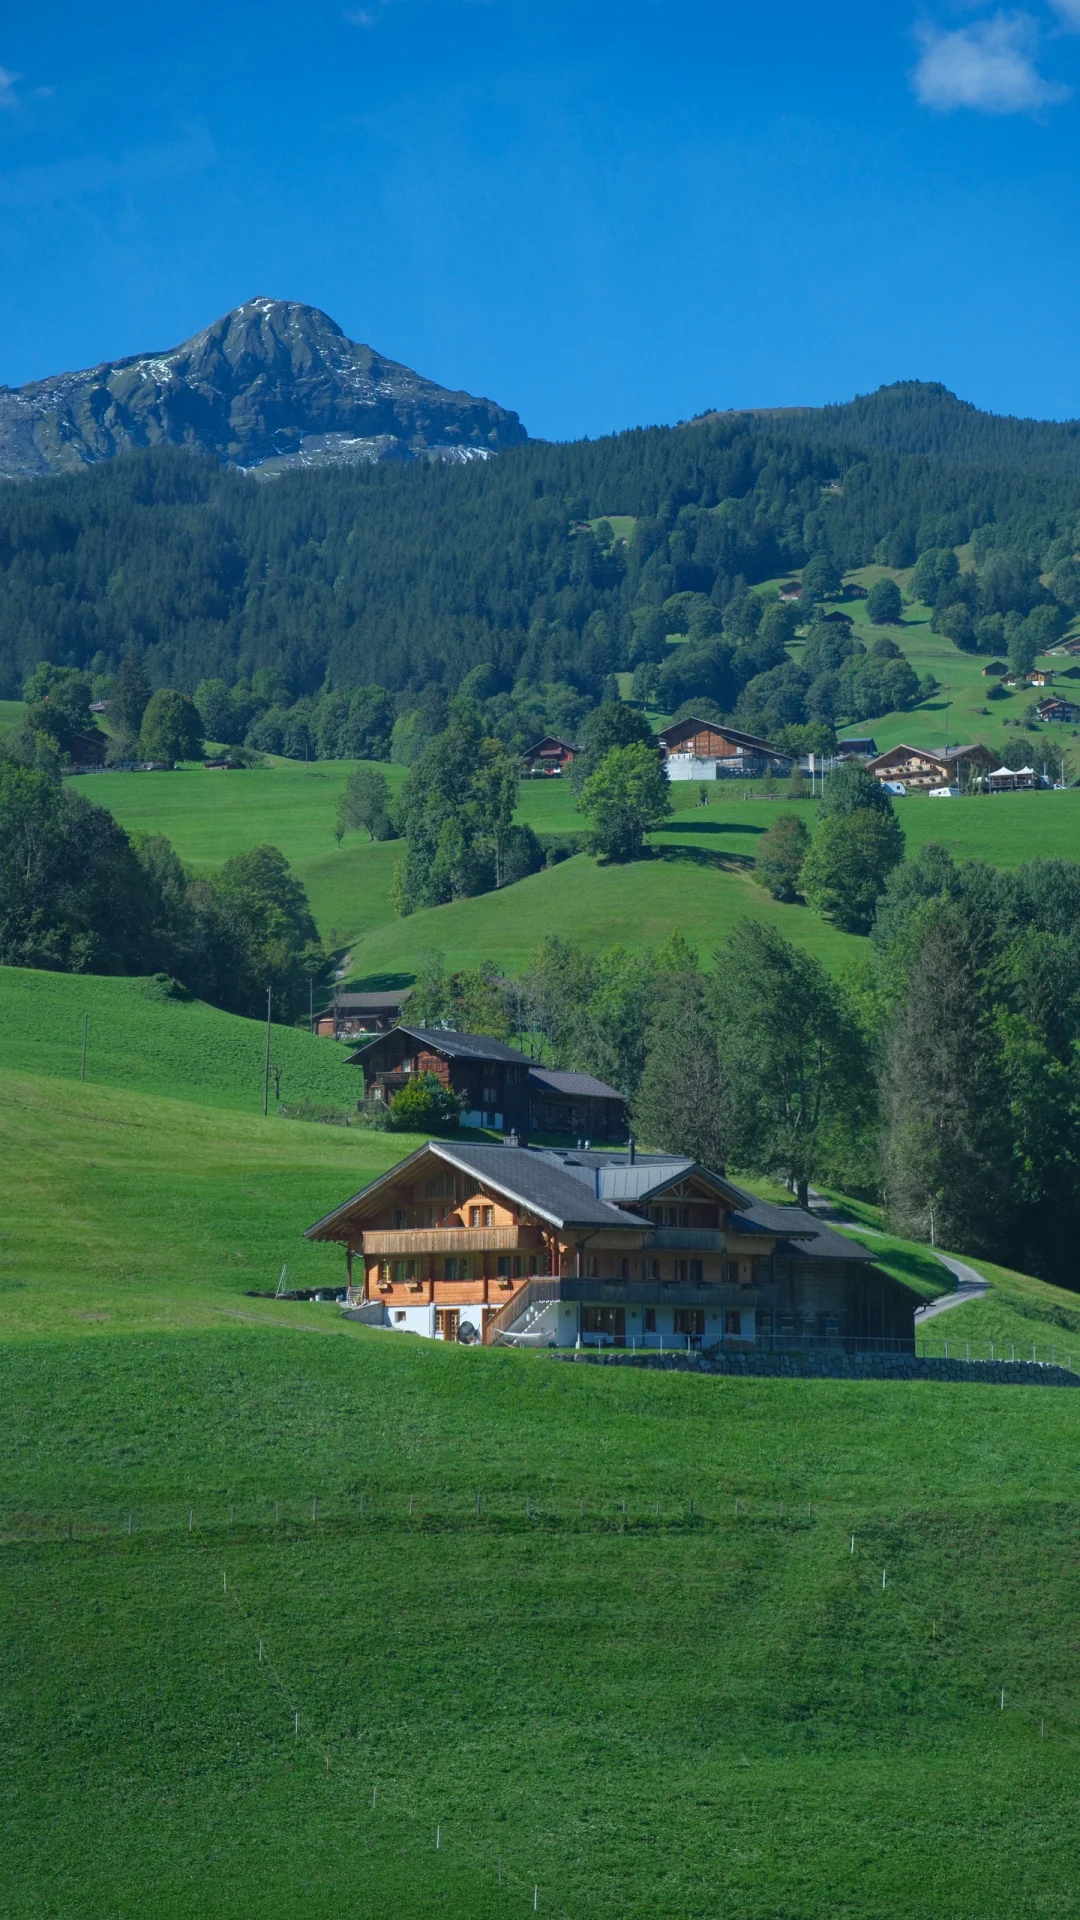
0 966 361 1114
78 736 1080 985
2 979 1080 1916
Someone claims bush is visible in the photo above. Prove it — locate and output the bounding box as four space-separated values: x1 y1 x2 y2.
388 1072 461 1132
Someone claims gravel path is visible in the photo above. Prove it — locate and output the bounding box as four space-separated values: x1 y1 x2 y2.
806 1189 989 1321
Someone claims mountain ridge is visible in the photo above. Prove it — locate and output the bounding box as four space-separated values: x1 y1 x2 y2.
0 297 528 479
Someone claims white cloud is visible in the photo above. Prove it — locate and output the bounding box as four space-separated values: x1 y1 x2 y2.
0 65 22 108
913 13 1070 112
1048 0 1080 26
344 6 378 22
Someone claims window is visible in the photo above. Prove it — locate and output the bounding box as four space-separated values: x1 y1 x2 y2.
724 1309 742 1336
497 1256 511 1278
394 1311 407 1323
585 1255 598 1279
469 1205 493 1227
513 1256 524 1278
649 1259 662 1281
689 1260 702 1285
435 1309 460 1341
644 1309 656 1332
675 1259 687 1283
444 1258 457 1282
616 1257 629 1280
722 1259 739 1285
425 1173 453 1199
674 1310 705 1338
581 1306 625 1341
393 1210 406 1229
459 1258 472 1281
393 1260 406 1284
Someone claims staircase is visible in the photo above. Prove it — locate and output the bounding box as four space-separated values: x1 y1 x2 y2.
484 1278 563 1346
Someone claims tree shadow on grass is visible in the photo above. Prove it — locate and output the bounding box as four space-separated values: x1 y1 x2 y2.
649 843 756 871
663 819 768 837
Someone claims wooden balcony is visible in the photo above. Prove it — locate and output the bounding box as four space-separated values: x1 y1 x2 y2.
361 1225 544 1256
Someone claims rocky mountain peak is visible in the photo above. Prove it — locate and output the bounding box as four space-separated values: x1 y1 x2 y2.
0 298 528 478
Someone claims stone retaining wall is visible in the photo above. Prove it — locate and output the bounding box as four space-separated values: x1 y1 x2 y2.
554 1350 1079 1387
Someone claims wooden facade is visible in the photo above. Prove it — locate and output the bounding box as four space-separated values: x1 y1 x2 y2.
866 742 1001 791
314 988 412 1039
348 1027 532 1131
658 717 793 779
307 1142 918 1354
522 735 578 776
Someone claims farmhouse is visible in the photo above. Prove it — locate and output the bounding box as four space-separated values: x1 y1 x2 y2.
69 726 109 769
778 581 802 601
347 1026 626 1138
836 735 878 759
522 735 578 776
866 743 1001 791
308 1140 917 1353
314 987 412 1039
1028 669 1055 687
1035 696 1077 724
658 716 794 781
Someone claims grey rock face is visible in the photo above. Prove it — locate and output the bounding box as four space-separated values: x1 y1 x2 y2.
0 296 528 478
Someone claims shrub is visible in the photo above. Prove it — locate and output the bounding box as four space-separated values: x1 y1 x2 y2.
388 1072 461 1132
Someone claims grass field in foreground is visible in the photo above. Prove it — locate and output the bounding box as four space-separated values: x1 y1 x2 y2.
3 989 1080 1916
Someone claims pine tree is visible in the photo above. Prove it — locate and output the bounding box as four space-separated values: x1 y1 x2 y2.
112 650 152 736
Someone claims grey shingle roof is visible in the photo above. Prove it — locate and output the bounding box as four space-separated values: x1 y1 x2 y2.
348 1026 530 1065
436 1143 638 1227
528 1067 624 1100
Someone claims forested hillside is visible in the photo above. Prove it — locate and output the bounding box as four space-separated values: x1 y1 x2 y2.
4 382 1080 704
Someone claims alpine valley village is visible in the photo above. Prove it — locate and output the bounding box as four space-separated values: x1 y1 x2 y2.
6 13 1080 1917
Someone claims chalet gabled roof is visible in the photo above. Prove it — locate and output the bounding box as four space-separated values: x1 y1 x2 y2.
657 717 793 760
346 1026 529 1068
304 1140 641 1239
321 989 412 1014
523 735 579 756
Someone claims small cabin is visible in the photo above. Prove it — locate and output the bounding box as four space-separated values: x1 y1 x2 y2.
314 988 412 1039
522 736 578 777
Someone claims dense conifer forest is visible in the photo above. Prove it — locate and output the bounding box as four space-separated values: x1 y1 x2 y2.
3 380 1080 706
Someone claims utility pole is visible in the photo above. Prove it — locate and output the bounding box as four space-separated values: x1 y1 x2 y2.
264 987 272 1116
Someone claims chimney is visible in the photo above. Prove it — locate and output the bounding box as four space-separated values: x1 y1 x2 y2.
505 1128 526 1148
628 1133 636 1165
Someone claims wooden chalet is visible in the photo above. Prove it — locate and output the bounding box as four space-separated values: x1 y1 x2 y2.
1029 669 1055 687
1036 696 1077 724
307 1142 918 1353
314 987 412 1039
778 581 802 601
348 1026 626 1138
866 743 1001 791
657 717 793 781
349 1027 532 1131
522 735 578 776
981 662 1008 677
836 735 878 760
69 726 109 769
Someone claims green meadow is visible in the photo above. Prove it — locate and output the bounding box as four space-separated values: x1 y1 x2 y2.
71 754 1080 983
2 965 1080 1917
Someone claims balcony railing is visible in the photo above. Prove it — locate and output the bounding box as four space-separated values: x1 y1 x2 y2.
362 1225 543 1256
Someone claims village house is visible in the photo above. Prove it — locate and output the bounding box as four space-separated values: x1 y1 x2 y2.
866 743 1001 791
1035 696 1077 724
347 1026 626 1140
521 735 578 776
307 1140 917 1353
314 987 412 1039
657 716 793 781
68 726 109 769
836 735 878 760
1028 669 1054 687
981 662 1008 678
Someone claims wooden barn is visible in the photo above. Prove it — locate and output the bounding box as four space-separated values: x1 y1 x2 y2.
314 988 412 1039
308 1141 918 1353
348 1027 533 1132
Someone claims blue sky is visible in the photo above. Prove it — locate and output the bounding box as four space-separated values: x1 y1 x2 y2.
4 2 1080 439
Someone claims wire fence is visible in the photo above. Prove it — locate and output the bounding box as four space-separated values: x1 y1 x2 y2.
4 1491 1077 1914
913 1335 1078 1371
